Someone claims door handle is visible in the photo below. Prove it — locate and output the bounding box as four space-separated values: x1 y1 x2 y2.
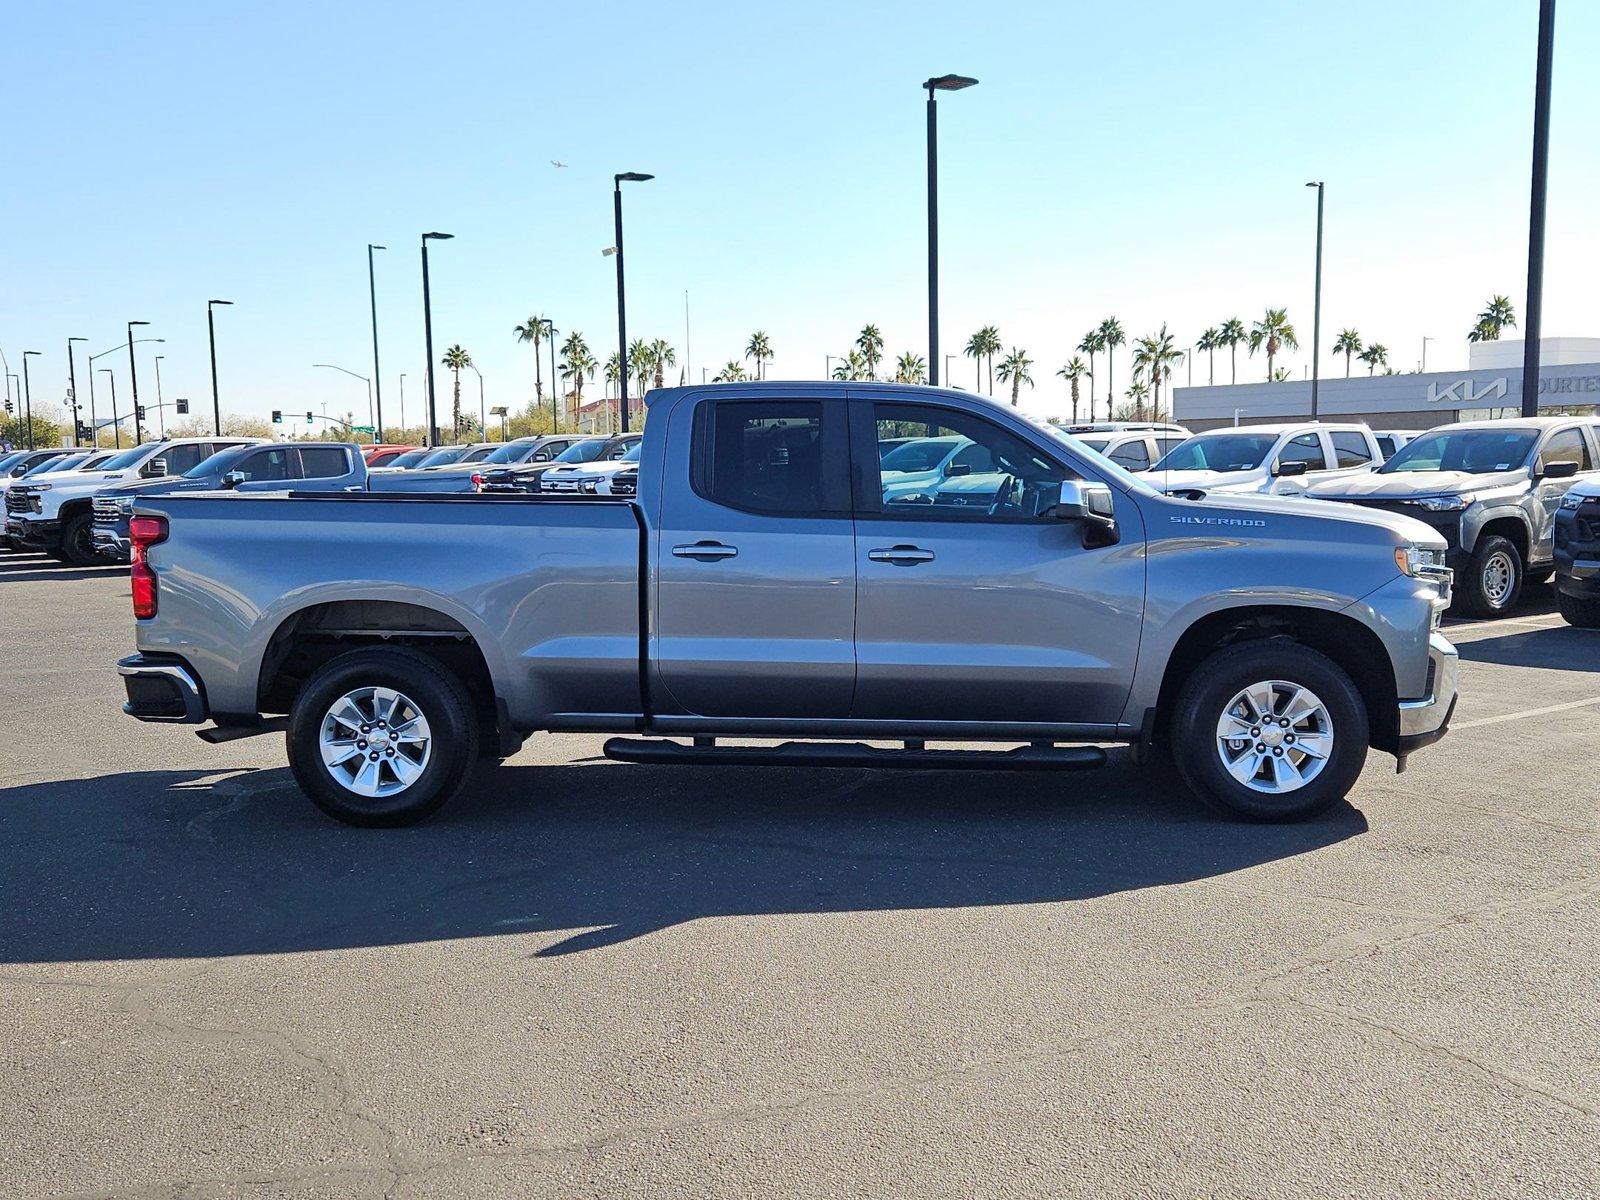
868 544 935 565
672 540 739 561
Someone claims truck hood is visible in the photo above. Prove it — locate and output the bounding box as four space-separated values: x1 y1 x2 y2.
1149 468 1265 493
1161 489 1447 549
21 470 136 497
98 476 212 499
1304 469 1527 500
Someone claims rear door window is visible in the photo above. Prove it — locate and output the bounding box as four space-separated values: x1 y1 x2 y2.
1275 433 1327 472
296 447 350 479
156 443 212 475
1330 431 1374 468
694 400 845 515
235 447 293 481
1108 438 1151 471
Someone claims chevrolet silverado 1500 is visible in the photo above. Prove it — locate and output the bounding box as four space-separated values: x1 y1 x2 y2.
118 383 1459 827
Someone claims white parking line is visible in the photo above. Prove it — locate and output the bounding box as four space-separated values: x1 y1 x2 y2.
1453 695 1600 730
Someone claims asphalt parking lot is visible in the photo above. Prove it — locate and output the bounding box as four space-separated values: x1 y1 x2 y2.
1 549 1596 1199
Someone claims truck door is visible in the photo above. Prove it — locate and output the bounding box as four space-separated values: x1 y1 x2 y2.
653 393 857 718
848 398 1144 727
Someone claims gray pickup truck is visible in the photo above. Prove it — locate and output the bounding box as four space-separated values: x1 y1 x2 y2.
118 382 1458 827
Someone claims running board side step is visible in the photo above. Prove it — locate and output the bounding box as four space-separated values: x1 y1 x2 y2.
602 737 1106 771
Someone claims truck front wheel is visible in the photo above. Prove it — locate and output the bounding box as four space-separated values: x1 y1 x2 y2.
1170 641 1368 822
288 646 481 827
1457 534 1523 617
1556 587 1600 629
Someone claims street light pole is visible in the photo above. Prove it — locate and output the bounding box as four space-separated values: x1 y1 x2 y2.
208 300 232 436
924 73 978 388
399 373 406 433
545 320 559 432
154 355 166 438
1421 336 1434 373
613 172 654 434
1306 181 1325 421
420 232 453 447
127 321 150 443
67 337 86 446
1522 0 1556 418
22 351 40 449
468 362 486 437
368 244 386 437
312 364 373 434
100 370 118 448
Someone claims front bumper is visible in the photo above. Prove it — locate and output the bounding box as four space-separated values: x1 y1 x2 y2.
6 516 61 550
1553 507 1600 598
118 653 208 723
92 521 131 561
1397 631 1459 754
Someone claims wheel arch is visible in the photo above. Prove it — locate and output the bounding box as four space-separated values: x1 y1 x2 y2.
1471 512 1531 562
1153 604 1400 755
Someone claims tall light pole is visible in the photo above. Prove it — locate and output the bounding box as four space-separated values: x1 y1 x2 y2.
67 337 86 446
420 232 453 447
613 172 653 433
924 73 978 387
1421 336 1435 373
545 321 559 432
312 364 373 436
367 244 386 437
1522 0 1556 418
1305 181 1325 420
87 339 160 448
398 373 407 433
467 362 486 437
21 351 40 449
154 355 167 437
127 321 150 443
207 300 232 436
99 369 118 448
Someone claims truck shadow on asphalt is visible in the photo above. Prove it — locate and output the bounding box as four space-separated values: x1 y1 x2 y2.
0 758 1367 962
0 552 127 583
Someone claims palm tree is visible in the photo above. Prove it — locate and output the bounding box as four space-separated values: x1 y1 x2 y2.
560 331 596 406
1056 356 1088 422
1218 317 1247 384
648 338 676 389
980 325 1002 394
512 315 549 401
1196 327 1221 385
856 324 884 379
1358 343 1389 375
604 351 621 392
441 345 471 443
995 348 1034 406
744 331 773 380
894 351 927 384
831 350 869 381
964 329 986 391
1469 295 1517 342
1132 325 1184 420
1248 308 1299 381
1122 378 1149 421
627 338 653 397
1077 329 1105 414
1331 328 1363 377
1098 318 1125 420
713 361 748 383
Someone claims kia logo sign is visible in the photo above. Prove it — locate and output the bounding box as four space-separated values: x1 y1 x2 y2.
1427 377 1508 406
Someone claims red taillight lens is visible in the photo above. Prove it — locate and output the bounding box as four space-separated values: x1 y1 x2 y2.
129 515 168 620
470 473 485 492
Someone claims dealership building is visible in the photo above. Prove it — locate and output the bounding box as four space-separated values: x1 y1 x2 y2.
1172 338 1600 432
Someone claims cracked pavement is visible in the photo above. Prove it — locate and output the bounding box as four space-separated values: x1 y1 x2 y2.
1 549 1596 1198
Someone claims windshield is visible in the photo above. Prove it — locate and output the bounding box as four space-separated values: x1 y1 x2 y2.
554 439 605 463
620 441 642 463
184 445 248 478
418 446 470 467
384 450 431 468
480 440 539 465
880 438 962 473
26 453 86 475
0 452 28 472
1154 432 1278 473
1024 414 1153 495
1378 428 1538 474
460 445 496 463
97 447 151 471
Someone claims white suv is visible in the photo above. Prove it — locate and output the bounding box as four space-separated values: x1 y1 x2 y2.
1149 423 1382 496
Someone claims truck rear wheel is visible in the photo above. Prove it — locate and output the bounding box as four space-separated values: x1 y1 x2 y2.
1556 587 1600 629
288 646 481 827
61 512 103 567
1456 534 1523 618
1170 641 1368 822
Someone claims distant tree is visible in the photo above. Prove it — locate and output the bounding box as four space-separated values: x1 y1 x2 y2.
1196 326 1221 385
996 347 1034 406
560 331 596 405
894 351 927 384
1132 325 1184 420
831 350 869 381
1077 329 1105 413
1248 308 1299 382
1357 343 1389 375
441 345 472 443
1469 295 1517 342
1331 328 1363 377
604 351 621 391
513 315 549 400
648 338 676 390
744 331 773 380
1098 317 1125 420
1056 356 1089 422
963 329 987 391
856 324 884 379
1217 317 1247 384
713 360 748 383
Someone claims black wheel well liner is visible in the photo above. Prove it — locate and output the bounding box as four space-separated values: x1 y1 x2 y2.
1152 605 1400 755
258 600 501 746
1475 515 1530 561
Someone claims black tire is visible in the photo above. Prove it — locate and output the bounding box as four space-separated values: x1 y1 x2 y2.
287 646 481 827
1455 534 1523 618
1170 640 1368 822
59 512 103 567
1556 587 1600 629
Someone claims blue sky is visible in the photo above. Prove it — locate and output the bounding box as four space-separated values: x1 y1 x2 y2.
3 0 1598 428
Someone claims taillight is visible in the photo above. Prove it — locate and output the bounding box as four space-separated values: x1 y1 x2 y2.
129 514 168 620
470 473 485 492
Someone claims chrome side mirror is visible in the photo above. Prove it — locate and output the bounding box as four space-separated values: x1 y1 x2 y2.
1272 459 1310 478
221 470 247 489
1054 480 1119 546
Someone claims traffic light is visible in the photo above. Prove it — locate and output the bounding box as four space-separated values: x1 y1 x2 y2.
306 411 315 425
2 397 11 416
136 405 147 421
272 410 283 424
77 424 93 444
175 398 189 415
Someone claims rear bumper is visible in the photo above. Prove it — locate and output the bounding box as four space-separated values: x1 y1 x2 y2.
118 653 208 723
1397 631 1459 753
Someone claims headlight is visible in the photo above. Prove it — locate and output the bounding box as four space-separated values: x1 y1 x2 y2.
1411 494 1471 512
1562 493 1585 510
33 483 52 492
116 497 134 512
1395 543 1448 577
